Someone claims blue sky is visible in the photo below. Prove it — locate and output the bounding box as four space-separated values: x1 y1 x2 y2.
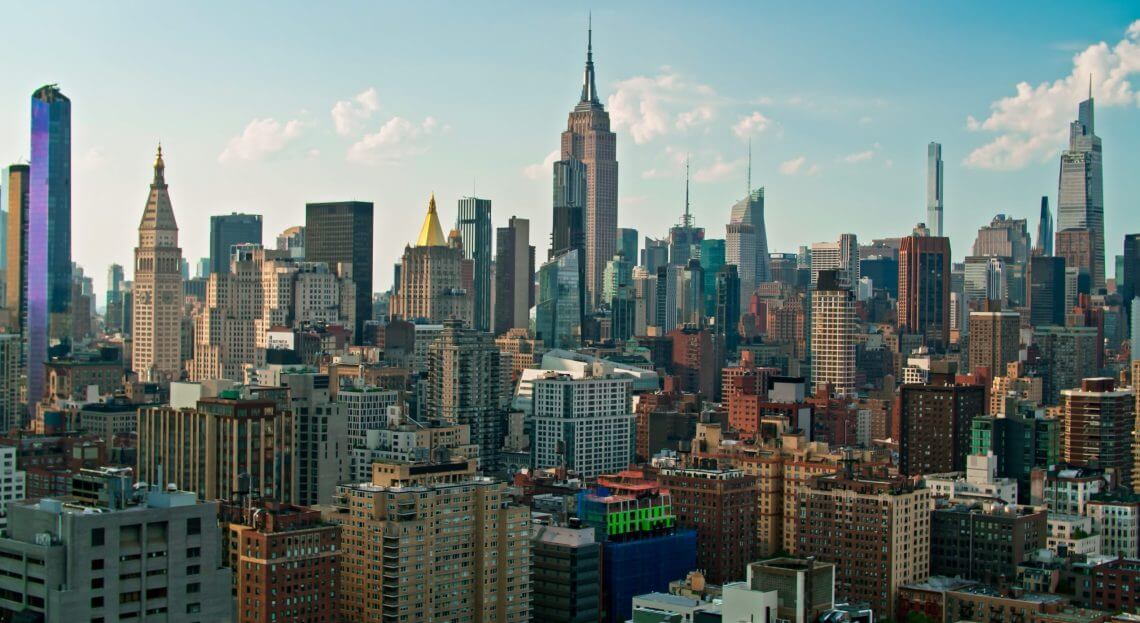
3 2 1140 291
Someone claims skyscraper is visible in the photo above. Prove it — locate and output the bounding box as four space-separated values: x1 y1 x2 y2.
927 142 944 237
668 161 704 266
552 159 587 259
457 196 492 331
493 216 534 335
811 270 856 397
1028 255 1066 327
131 147 183 383
716 264 741 354
425 320 507 471
208 212 262 274
305 200 373 342
1121 233 1139 332
972 214 1031 265
532 373 633 478
898 235 951 350
561 20 618 310
810 233 859 288
1057 88 1104 291
727 223 757 309
28 85 71 408
391 195 473 326
536 250 582 349
1061 378 1134 490
4 165 28 333
700 238 726 316
729 179 771 284
1035 196 1053 256
967 311 1020 375
617 227 638 263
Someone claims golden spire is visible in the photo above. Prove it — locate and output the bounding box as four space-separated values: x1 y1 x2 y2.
153 142 166 184
416 192 446 247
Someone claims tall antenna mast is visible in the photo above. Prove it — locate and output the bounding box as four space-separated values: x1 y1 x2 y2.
683 155 691 227
747 137 752 197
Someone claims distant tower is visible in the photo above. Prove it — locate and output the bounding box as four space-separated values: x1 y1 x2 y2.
1035 196 1053 256
927 142 944 237
1057 86 1104 291
131 146 183 383
668 159 704 266
811 269 856 397
27 84 72 408
729 140 771 284
561 16 618 311
456 196 492 331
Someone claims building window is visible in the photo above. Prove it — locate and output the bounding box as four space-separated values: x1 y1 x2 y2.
187 517 201 535
90 596 103 608
91 528 105 547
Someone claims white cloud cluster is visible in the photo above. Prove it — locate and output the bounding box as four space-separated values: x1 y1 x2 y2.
331 88 380 136
841 143 881 164
522 149 560 180
965 20 1140 170
779 155 820 176
218 118 304 163
732 111 772 138
346 116 443 164
693 157 746 183
607 69 720 144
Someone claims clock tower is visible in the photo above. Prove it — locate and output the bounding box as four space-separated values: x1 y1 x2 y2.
131 146 184 382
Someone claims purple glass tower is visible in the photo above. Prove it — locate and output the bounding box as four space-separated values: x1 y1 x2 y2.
27 85 71 409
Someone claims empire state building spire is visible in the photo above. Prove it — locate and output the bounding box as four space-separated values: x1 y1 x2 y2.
580 14 599 105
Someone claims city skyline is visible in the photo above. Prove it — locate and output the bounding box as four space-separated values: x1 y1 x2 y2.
2 4 1140 293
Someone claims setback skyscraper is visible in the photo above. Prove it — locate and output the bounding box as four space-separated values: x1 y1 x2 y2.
927 142 944 237
729 149 771 285
561 21 618 310
1057 88 1104 291
1035 196 1053 256
305 200 373 342
456 196 492 331
28 85 72 408
208 212 262 275
131 147 183 383
493 216 535 335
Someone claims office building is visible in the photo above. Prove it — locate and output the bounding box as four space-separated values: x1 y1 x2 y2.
552 158 587 261
617 227 638 264
899 234 951 350
275 224 305 258
4 164 28 333
532 372 632 478
424 320 507 471
305 200 373 342
0 336 19 432
700 238 726 316
493 216 535 335
973 214 1031 265
898 383 985 476
658 465 758 585
390 195 473 326
928 142 944 237
641 238 669 274
930 501 1047 584
730 185 772 284
1123 233 1139 330
602 252 633 304
536 249 583 349
668 166 704 267
1033 326 1099 404
668 325 719 398
332 461 530 623
727 222 758 309
561 23 617 310
280 371 349 506
744 558 836 623
137 393 294 502
1036 196 1053 257
811 269 856 397
1061 378 1134 489
796 472 931 620
457 196 492 331
131 146 183 383
968 311 1020 375
532 525 601 623
1029 255 1066 327
28 85 72 408
810 233 859 288
715 265 741 354
222 501 339 623
0 471 231 622
187 245 272 381
1057 90 1105 291
209 212 262 275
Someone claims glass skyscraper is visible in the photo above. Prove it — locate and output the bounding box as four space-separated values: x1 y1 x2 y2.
209 213 262 274
28 84 72 408
1057 91 1104 291
456 196 492 331
728 187 770 284
536 249 582 349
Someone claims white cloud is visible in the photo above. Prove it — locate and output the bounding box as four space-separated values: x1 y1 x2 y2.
78 147 107 171
732 111 772 138
779 155 820 176
523 149 559 180
607 70 721 144
693 157 745 183
346 116 442 164
842 142 881 164
331 88 380 136
965 20 1140 170
622 195 649 206
218 118 304 163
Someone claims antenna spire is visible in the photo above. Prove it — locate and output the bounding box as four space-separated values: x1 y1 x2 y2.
580 13 599 104
684 155 691 226
1089 73 1092 99
747 138 752 197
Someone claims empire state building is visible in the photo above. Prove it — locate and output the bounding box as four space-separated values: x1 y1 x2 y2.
560 21 618 310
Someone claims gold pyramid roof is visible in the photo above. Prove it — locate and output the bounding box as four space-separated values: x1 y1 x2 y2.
416 193 446 247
